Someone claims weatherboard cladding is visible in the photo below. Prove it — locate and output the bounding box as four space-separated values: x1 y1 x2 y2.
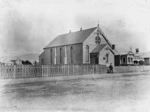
44 27 97 48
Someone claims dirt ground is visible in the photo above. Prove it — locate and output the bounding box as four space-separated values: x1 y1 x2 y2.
0 72 150 112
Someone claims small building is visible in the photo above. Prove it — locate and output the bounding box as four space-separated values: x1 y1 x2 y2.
139 52 150 65
115 51 134 66
11 58 23 65
39 25 117 66
133 53 144 65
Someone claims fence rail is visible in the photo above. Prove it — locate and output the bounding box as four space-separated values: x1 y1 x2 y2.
114 65 150 73
0 64 107 79
1 64 150 79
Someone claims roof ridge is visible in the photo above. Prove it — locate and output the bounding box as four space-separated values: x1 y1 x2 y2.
58 27 97 37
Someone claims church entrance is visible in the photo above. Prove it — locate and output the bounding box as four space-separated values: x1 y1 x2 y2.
90 53 99 64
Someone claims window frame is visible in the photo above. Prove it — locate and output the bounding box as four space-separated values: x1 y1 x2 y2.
86 45 89 62
50 49 53 64
60 47 62 64
70 46 73 63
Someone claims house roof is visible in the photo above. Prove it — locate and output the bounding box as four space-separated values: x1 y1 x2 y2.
119 51 135 55
44 27 97 48
137 52 150 58
91 44 107 53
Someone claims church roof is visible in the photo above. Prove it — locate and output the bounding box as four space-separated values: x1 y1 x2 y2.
44 27 97 48
91 44 107 53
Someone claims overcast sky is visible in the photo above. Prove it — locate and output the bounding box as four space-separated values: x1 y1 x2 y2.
0 0 150 57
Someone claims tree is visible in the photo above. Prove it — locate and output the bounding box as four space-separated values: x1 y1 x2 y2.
22 60 32 65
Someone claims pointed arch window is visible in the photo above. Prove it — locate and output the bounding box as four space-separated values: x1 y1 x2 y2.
86 45 89 62
70 46 73 63
50 49 53 64
106 53 109 63
41 59 44 65
60 48 62 64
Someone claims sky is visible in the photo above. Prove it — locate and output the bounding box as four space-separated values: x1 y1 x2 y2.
0 0 150 57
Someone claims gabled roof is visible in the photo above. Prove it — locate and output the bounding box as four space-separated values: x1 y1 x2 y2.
44 27 97 48
91 44 107 53
137 52 150 58
119 51 135 55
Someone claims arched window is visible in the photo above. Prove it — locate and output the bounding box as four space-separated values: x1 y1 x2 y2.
86 45 89 62
131 58 133 63
128 57 130 63
106 53 109 63
123 57 126 64
70 46 73 63
60 48 62 64
50 49 53 64
41 59 44 65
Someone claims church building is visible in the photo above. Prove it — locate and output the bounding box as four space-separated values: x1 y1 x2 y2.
39 24 117 66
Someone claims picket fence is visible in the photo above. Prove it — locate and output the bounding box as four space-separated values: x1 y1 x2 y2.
114 65 150 73
0 64 107 79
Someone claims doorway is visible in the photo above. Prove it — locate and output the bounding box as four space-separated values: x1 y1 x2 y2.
90 53 99 64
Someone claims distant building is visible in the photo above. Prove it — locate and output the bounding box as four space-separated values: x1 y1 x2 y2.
115 51 134 66
115 49 147 66
11 58 23 65
133 53 144 65
39 25 117 66
139 52 150 65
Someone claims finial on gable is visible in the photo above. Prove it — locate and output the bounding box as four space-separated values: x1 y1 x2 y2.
130 46 132 51
80 27 82 31
97 21 99 27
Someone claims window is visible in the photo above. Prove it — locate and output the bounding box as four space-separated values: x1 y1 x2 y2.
131 58 133 63
106 53 109 63
95 35 101 44
70 46 73 63
128 57 130 63
41 59 44 65
123 57 126 64
86 45 89 62
60 48 62 64
50 49 53 64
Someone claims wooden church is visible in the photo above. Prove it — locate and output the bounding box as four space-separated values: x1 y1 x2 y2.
39 24 117 66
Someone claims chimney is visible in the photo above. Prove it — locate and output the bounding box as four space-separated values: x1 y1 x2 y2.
112 44 115 50
136 48 139 54
69 30 71 33
80 27 82 31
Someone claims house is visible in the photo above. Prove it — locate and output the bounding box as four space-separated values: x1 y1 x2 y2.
11 58 23 65
39 24 117 66
138 52 150 65
143 52 150 65
115 51 134 66
133 53 144 65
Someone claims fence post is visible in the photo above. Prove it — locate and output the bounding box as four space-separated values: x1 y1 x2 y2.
0 65 1 78
42 65 43 77
93 65 94 74
68 65 69 75
13 65 16 79
73 65 74 75
25 65 27 78
22 65 24 78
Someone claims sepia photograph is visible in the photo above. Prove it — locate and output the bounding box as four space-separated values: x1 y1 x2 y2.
0 0 150 112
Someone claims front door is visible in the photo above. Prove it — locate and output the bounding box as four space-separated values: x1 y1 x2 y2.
90 53 99 64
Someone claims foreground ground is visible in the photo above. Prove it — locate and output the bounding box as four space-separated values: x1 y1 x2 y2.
0 72 150 112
